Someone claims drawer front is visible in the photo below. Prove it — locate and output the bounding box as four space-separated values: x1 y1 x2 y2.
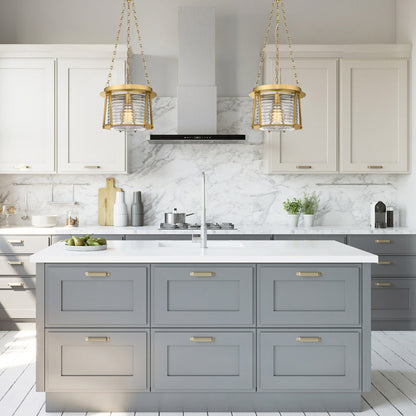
0 277 36 319
45 264 148 326
372 278 416 320
258 265 360 326
372 256 416 277
274 235 346 243
0 235 49 254
45 330 148 391
152 331 254 391
348 235 416 255
152 264 254 326
0 255 36 275
258 331 360 391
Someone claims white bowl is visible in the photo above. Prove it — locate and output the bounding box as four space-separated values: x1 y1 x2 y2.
31 215 57 228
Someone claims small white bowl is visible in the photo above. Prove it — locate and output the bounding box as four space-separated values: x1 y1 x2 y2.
31 215 57 228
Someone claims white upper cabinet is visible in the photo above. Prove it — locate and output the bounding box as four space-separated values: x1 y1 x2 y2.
0 58 55 173
264 58 338 173
340 59 408 173
57 58 127 174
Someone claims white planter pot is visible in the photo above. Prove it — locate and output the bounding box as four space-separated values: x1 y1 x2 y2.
287 214 299 228
303 214 315 228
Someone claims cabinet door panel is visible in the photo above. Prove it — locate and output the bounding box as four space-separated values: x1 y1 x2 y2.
0 58 55 173
340 59 408 173
57 58 126 173
264 59 337 173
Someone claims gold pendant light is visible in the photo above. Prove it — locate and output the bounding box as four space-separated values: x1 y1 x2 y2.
101 0 156 132
250 0 305 132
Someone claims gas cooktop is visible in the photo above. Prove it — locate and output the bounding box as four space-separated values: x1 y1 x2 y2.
159 222 235 230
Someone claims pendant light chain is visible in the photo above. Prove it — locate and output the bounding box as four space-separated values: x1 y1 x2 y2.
255 0 275 87
106 0 127 88
280 0 300 87
126 0 132 84
274 0 280 85
131 0 151 87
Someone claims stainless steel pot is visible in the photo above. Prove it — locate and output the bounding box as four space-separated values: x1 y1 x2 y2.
164 208 194 224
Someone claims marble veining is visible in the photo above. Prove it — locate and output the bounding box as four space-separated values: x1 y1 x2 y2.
0 97 401 228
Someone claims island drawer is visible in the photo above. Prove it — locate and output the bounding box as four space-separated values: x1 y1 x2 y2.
152 330 255 391
258 331 360 391
372 256 416 277
0 235 49 254
151 264 254 326
45 330 148 391
0 277 35 319
274 234 346 243
45 264 148 326
348 235 416 255
372 278 416 320
0 255 36 276
258 265 360 326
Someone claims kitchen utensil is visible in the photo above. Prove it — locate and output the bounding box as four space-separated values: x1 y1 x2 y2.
113 191 128 226
64 244 107 251
31 215 57 228
131 191 144 226
98 178 121 226
164 208 194 224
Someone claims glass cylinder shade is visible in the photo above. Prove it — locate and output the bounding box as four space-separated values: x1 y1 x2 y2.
101 84 157 132
249 84 305 132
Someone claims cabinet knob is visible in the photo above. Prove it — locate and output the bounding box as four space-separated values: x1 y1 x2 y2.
296 272 322 277
190 337 215 343
296 337 322 343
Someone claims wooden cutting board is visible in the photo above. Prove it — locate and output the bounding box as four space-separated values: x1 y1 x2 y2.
98 178 121 226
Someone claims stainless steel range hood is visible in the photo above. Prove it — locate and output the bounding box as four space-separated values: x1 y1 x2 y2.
149 7 245 143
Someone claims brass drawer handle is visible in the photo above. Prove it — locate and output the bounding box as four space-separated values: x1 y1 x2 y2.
368 165 383 169
85 337 110 342
7 240 24 244
13 164 30 169
296 337 322 343
375 239 391 244
84 272 110 277
84 165 101 169
190 337 215 343
375 282 392 287
8 261 24 265
8 283 24 288
296 272 322 277
190 272 215 277
296 165 312 169
378 261 392 265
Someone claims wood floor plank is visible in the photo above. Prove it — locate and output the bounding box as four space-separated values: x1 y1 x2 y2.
256 412 281 416
111 412 135 416
13 383 45 416
353 398 380 416
36 402 62 416
362 384 403 416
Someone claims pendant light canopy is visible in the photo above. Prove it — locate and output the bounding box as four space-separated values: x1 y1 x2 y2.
101 0 156 132
250 0 305 132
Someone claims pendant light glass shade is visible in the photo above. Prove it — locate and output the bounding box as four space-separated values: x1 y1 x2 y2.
101 0 156 132
250 0 305 132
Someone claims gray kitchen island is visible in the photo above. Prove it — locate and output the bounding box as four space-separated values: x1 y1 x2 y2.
31 240 377 413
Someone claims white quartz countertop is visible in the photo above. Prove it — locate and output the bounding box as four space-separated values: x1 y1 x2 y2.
30 240 379 264
0 225 414 235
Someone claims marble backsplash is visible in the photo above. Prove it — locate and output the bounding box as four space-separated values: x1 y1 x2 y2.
0 97 401 228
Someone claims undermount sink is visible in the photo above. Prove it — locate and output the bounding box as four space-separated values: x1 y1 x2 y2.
157 241 245 248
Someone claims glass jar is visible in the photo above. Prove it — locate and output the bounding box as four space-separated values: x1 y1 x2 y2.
65 209 79 227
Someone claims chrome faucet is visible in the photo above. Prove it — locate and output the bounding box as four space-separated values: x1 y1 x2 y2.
201 172 207 248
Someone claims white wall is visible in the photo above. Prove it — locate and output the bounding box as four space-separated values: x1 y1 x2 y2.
0 0 397 96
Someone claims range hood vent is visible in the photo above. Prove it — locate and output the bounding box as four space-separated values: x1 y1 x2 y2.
149 134 245 143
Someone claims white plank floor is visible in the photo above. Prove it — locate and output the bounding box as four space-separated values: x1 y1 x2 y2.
0 331 415 416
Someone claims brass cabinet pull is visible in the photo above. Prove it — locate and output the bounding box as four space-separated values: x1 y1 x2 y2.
8 282 24 288
84 165 101 169
375 282 392 287
378 261 392 265
13 164 30 169
296 272 322 277
84 272 110 277
85 337 110 342
296 165 312 169
8 261 24 265
7 240 24 244
368 165 383 169
296 337 322 343
375 239 391 244
190 272 215 277
190 337 215 343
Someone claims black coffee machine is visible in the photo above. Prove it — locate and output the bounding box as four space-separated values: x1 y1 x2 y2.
370 201 387 228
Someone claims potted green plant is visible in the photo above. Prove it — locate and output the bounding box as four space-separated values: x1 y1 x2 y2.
283 197 303 227
302 192 319 227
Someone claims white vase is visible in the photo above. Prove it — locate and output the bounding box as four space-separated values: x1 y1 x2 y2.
303 214 315 228
113 191 128 227
287 214 299 228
